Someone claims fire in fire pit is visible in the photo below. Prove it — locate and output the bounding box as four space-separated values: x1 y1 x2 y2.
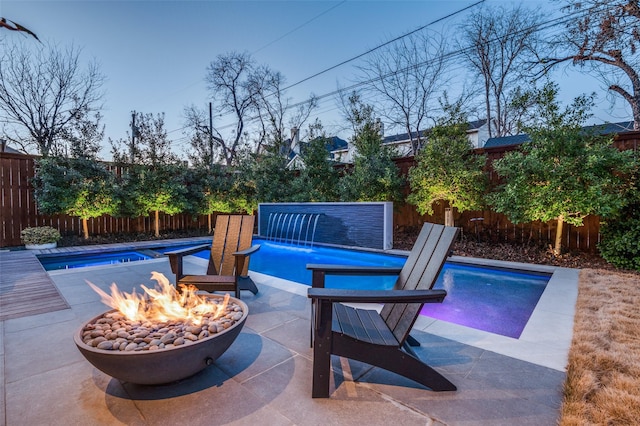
74 272 248 385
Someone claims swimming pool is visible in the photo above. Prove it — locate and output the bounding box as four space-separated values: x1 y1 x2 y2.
38 250 153 270
250 241 548 338
37 239 550 338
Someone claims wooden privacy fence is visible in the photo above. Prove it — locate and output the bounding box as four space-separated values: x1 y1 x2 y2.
2 131 638 250
0 152 208 247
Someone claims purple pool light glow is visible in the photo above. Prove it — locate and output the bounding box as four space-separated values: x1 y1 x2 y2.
424 263 549 338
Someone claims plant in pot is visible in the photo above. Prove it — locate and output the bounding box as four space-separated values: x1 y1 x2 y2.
21 226 61 249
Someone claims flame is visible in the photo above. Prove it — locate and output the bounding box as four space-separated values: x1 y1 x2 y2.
87 272 230 325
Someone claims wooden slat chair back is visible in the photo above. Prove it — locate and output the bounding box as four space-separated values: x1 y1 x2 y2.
208 215 255 277
167 214 260 298
381 224 459 344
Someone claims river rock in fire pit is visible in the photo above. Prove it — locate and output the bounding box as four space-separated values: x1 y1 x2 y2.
74 294 248 385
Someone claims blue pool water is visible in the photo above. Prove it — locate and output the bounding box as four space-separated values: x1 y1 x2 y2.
39 251 152 270
37 239 550 338
248 240 405 289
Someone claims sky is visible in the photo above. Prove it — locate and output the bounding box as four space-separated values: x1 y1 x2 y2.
1 0 633 160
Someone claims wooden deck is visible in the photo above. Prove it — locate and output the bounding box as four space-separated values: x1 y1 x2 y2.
0 250 70 321
0 236 214 321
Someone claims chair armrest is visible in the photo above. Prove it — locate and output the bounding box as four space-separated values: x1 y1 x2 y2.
307 287 447 304
233 244 260 277
165 244 210 258
233 244 261 258
306 263 403 288
307 264 403 275
166 244 210 278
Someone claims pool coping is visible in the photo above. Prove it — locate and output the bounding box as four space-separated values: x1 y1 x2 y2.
35 238 577 371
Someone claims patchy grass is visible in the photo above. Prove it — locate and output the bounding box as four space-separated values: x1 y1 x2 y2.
559 269 640 425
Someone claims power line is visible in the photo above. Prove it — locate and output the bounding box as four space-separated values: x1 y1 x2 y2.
279 0 486 93
252 1 347 55
142 2 346 121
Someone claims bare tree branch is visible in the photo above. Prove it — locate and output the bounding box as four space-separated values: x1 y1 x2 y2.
356 31 450 155
545 0 640 128
458 4 544 138
0 42 105 156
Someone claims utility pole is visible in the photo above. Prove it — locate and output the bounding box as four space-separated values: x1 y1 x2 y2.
130 111 136 163
208 102 214 232
209 102 214 168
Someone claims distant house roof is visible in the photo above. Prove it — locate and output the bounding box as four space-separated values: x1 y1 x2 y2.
382 119 487 145
467 118 488 130
383 131 420 144
483 121 635 149
323 136 348 151
483 133 531 148
284 135 348 162
589 121 635 134
0 143 24 154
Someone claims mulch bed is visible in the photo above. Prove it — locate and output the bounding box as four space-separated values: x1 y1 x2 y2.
394 226 627 272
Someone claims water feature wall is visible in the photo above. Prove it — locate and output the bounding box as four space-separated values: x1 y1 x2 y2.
258 202 393 250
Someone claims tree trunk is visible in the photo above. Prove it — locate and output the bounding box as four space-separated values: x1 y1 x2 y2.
154 210 160 237
444 208 454 227
208 213 212 233
485 85 493 138
82 218 89 240
553 215 564 256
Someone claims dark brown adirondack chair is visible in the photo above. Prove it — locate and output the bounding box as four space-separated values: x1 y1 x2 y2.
306 222 458 398
167 215 260 298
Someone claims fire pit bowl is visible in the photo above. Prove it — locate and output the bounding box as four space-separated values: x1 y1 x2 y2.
74 294 248 385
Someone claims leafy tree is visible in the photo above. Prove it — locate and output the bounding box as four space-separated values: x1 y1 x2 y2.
237 145 298 204
30 107 113 239
0 42 105 156
291 120 339 202
63 109 105 160
111 112 188 237
125 164 191 237
32 157 116 239
488 82 637 255
408 101 487 219
185 165 254 231
339 93 403 202
182 104 219 168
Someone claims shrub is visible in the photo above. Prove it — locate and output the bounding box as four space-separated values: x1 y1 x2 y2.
20 226 62 245
598 203 640 271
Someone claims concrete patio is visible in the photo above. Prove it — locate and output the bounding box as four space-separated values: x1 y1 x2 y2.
0 243 578 425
